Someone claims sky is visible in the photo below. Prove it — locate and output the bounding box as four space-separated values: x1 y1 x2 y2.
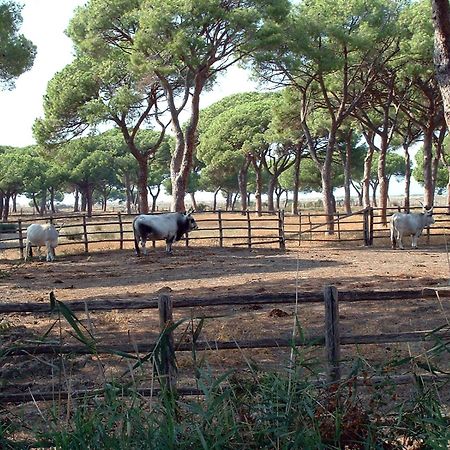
0 0 257 148
0 0 424 202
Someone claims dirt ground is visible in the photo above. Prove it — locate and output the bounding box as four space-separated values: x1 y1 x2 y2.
1 239 450 403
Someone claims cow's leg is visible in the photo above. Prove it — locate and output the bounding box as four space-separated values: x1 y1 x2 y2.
165 237 175 255
412 234 419 249
46 244 56 261
46 243 55 261
398 232 404 250
36 246 44 260
141 239 148 256
25 241 32 261
390 227 396 249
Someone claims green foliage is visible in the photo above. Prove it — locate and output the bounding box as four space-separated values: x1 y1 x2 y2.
0 0 36 89
414 147 448 193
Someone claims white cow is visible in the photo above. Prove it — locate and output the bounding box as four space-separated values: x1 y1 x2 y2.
133 212 198 255
25 223 59 261
390 206 435 249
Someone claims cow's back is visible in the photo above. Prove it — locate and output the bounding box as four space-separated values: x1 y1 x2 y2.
391 212 423 235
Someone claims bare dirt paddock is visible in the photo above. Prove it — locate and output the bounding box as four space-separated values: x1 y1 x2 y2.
1 240 450 401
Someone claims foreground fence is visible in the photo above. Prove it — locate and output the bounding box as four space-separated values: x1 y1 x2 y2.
1 286 449 404
0 206 449 258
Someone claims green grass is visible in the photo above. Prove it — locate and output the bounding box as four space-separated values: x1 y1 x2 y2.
1 300 449 449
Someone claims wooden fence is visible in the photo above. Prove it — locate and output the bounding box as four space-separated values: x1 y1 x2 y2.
0 206 449 258
1 286 449 404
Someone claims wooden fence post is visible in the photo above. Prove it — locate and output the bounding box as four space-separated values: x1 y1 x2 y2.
82 214 89 253
18 219 24 260
246 210 252 249
158 293 177 394
278 209 285 249
324 285 341 383
118 212 123 250
218 210 223 248
336 212 341 241
363 208 369 246
369 207 374 246
298 211 302 246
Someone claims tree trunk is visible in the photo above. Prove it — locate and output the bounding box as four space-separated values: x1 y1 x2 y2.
377 134 389 226
321 135 336 233
231 192 239 211
362 131 376 209
12 193 17 213
238 158 250 213
292 148 301 215
49 187 56 213
2 192 11 222
80 191 86 212
149 184 161 213
137 157 149 214
32 194 41 215
403 143 411 212
422 127 434 207
102 192 108 212
85 185 94 218
124 173 132 215
213 187 220 211
447 165 450 213
74 188 80 212
189 192 198 211
432 0 450 130
343 130 353 215
372 182 378 208
253 160 263 216
39 190 47 216
0 191 4 220
267 176 277 213
164 72 205 212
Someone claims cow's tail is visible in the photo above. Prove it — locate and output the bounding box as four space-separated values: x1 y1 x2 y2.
133 218 141 256
390 218 396 249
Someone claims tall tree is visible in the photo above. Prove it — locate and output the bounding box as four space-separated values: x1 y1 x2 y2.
432 0 450 130
34 50 169 213
134 0 290 211
251 0 402 231
0 1 36 89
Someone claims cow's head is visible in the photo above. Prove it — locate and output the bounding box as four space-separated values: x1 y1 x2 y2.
185 211 199 231
422 205 435 225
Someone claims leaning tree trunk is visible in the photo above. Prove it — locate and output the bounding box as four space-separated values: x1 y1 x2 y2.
189 192 198 211
432 0 450 130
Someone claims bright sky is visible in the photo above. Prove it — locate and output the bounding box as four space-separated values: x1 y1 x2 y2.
0 0 257 148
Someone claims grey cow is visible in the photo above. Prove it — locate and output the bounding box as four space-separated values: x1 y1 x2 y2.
390 206 435 249
133 212 198 255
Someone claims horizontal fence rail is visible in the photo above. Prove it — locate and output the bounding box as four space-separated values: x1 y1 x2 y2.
1 206 450 257
1 286 449 404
